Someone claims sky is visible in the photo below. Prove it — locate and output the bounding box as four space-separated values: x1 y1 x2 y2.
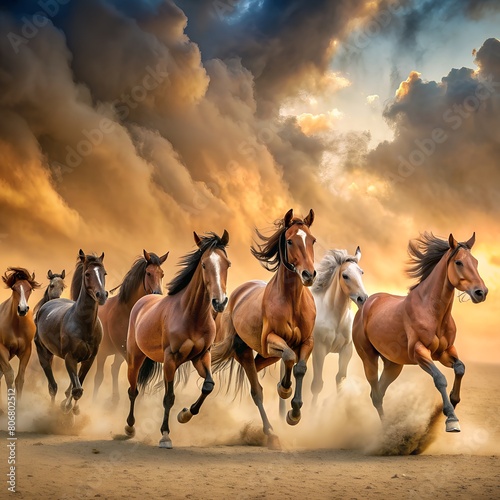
0 0 499 362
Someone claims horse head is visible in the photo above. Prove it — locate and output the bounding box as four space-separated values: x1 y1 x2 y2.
143 250 168 295
194 230 231 314
282 208 317 286
78 250 108 306
47 269 66 300
447 233 488 303
2 267 40 316
339 247 368 307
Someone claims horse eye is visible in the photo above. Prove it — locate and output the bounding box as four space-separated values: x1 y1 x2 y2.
455 260 463 267
313 239 317 245
342 274 349 280
85 272 90 277
287 240 293 246
147 272 151 276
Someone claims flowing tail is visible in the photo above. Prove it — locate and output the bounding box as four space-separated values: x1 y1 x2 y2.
137 357 163 393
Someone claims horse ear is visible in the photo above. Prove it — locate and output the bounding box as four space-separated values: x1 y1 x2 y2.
47 270 54 279
78 249 85 262
448 234 458 250
355 246 361 262
304 209 315 227
99 252 105 262
160 252 169 264
221 229 229 246
466 232 476 249
193 231 202 248
284 209 294 227
61 270 65 279
32 272 36 281
143 249 151 262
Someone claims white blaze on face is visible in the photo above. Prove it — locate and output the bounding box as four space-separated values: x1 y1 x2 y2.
18 284 28 311
297 229 307 249
94 267 103 288
209 252 224 300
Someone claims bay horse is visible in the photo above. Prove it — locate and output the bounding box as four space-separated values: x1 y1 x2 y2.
353 233 488 432
125 231 230 449
0 268 40 398
35 250 107 414
33 270 66 319
92 250 168 403
213 209 316 450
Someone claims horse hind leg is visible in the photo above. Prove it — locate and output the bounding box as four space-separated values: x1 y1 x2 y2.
92 348 107 402
177 351 214 424
34 335 58 404
336 341 353 391
310 344 327 407
378 357 403 407
159 354 177 449
439 348 465 409
124 351 145 438
111 354 124 404
15 343 33 400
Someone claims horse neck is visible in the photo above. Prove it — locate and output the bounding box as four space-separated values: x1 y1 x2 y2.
180 265 211 318
125 282 148 310
73 280 99 325
325 270 350 316
413 253 455 315
272 264 304 303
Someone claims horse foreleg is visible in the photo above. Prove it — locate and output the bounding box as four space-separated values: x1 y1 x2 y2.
111 355 124 404
237 345 280 450
15 343 32 400
414 341 460 432
71 357 95 415
286 337 313 426
378 357 403 403
267 332 296 400
311 344 327 406
439 347 465 409
177 351 214 424
0 345 15 390
62 354 81 413
159 352 176 449
34 335 58 403
336 341 353 391
124 351 145 438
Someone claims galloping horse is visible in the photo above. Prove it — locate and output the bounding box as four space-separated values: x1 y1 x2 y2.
125 231 230 449
93 250 168 403
307 249 369 406
0 268 40 398
35 251 107 414
353 233 488 432
33 270 66 319
213 209 316 449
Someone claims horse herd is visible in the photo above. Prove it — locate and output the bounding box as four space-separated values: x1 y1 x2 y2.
0 209 488 449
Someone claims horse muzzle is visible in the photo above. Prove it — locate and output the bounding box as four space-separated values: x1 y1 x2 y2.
95 290 108 306
301 269 317 287
17 305 29 316
469 287 488 304
212 296 228 313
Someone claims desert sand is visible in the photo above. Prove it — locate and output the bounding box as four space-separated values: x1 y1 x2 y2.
1 355 499 499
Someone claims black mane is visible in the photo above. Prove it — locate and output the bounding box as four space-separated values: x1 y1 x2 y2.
2 267 40 289
168 233 228 296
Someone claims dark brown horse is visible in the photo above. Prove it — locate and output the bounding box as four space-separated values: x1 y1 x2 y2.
353 233 488 432
213 209 316 449
125 231 230 448
92 250 168 403
0 268 40 398
33 270 66 319
35 251 107 414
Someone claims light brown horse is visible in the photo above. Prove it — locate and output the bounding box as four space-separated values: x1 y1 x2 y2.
33 270 66 319
353 233 488 432
35 251 107 414
125 231 230 448
92 250 168 403
213 209 316 449
0 268 40 399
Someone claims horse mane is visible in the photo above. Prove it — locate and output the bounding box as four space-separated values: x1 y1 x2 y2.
407 232 467 290
250 217 306 272
168 233 228 296
70 254 104 300
118 253 162 303
2 267 40 289
312 249 356 294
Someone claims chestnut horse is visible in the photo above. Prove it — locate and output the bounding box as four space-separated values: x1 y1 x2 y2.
35 251 107 414
33 270 66 319
353 233 488 432
213 209 316 449
92 250 168 403
0 268 40 398
125 231 230 449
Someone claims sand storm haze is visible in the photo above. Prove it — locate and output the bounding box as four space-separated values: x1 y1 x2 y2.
0 0 499 498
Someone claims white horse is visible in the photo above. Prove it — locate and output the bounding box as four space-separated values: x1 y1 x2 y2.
309 247 368 405
279 248 368 415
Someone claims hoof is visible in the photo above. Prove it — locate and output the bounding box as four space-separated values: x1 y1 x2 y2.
177 408 193 424
267 434 282 450
72 388 83 400
277 382 292 400
286 410 301 426
446 419 461 432
159 432 173 449
72 405 80 416
124 425 135 438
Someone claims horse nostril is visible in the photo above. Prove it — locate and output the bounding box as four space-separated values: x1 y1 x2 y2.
313 270 317 278
474 289 484 297
96 291 101 298
212 298 219 308
302 270 311 280
105 291 109 298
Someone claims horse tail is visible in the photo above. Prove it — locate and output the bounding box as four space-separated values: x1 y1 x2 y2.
70 261 84 301
137 357 163 393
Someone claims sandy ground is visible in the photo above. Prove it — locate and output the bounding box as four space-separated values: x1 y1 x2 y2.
1 356 499 499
